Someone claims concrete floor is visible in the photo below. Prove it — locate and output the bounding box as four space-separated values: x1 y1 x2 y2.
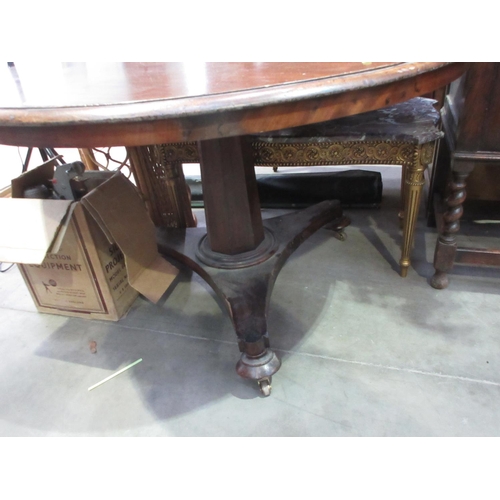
1 165 500 436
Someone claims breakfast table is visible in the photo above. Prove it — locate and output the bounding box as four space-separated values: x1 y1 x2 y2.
0 62 466 395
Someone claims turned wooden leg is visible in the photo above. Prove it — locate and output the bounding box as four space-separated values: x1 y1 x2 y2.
431 161 474 289
399 144 433 277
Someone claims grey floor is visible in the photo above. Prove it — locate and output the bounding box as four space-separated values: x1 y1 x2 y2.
1 165 500 437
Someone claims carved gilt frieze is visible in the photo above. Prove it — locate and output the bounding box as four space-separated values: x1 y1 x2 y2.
154 140 419 167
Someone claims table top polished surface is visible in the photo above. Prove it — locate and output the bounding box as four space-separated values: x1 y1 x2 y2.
1 62 407 108
0 62 465 147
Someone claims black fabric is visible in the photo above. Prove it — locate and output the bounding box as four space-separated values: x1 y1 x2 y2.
187 170 382 209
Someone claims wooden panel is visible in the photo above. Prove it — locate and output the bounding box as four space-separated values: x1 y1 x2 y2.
457 63 500 151
465 165 500 201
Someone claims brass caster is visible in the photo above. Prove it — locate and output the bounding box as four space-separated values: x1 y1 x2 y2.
324 215 350 240
258 377 272 397
332 230 347 241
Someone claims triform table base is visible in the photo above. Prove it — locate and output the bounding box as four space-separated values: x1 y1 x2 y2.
156 200 349 396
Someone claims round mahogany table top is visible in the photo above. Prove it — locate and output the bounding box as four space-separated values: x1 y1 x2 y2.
0 62 466 147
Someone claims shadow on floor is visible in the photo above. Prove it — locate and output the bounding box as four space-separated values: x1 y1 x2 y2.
24 266 331 430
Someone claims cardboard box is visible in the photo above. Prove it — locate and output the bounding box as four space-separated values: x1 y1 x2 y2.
0 159 179 321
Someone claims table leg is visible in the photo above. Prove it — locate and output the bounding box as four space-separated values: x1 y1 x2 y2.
430 160 475 289
399 147 425 276
156 136 349 395
398 163 408 227
198 136 264 254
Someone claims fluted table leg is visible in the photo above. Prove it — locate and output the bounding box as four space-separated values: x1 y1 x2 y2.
399 144 431 277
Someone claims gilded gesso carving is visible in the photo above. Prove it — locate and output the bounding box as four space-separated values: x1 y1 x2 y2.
405 170 426 186
251 141 416 167
162 142 199 163
420 142 435 166
253 141 416 166
155 141 419 168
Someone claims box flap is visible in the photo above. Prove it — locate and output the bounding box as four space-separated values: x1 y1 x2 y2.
0 198 73 264
81 173 179 303
11 156 61 199
49 202 79 254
